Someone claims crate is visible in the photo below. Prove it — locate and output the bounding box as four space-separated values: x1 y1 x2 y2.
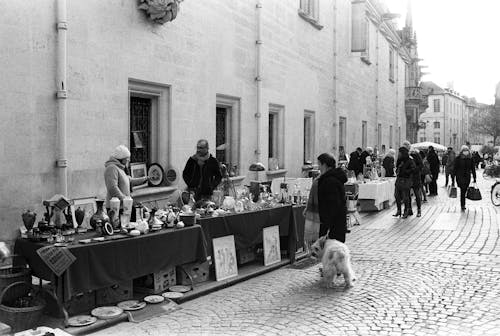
236 247 256 265
95 280 132 306
176 261 210 286
134 266 176 294
63 290 95 316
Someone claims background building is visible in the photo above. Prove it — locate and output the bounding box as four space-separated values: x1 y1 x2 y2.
466 98 491 146
418 81 468 148
0 0 411 243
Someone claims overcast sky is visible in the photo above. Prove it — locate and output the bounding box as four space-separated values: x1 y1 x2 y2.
385 0 500 104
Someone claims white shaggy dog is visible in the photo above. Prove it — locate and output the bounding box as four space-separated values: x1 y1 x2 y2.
310 236 356 289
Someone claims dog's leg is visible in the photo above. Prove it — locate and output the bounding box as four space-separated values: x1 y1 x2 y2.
343 270 355 289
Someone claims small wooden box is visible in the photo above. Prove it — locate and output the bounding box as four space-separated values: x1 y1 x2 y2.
95 280 132 306
134 266 176 294
63 290 95 316
176 261 210 286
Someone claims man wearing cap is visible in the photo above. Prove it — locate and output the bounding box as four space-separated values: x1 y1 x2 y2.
183 139 222 201
104 145 149 207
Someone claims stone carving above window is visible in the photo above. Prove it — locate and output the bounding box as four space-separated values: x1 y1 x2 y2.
138 0 183 24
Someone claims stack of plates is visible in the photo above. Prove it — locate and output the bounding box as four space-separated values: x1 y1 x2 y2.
91 306 123 320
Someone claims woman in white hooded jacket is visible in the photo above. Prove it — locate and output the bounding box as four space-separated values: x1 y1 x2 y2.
104 145 148 208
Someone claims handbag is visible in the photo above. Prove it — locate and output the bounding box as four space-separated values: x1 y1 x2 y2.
448 185 457 198
424 174 432 184
466 183 482 201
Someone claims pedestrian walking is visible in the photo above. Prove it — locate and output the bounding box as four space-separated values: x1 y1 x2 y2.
453 145 477 211
393 147 416 219
382 149 396 177
421 152 430 202
444 147 456 188
427 146 440 196
441 151 448 173
409 148 423 217
316 153 348 242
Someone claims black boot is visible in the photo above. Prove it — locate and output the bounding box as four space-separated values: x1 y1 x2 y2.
402 208 410 219
417 209 421 217
393 209 401 217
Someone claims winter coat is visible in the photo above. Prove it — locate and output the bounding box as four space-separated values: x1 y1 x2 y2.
347 151 362 176
445 150 456 174
427 150 440 178
441 153 448 166
410 152 423 187
382 156 395 177
360 151 370 166
104 157 146 207
182 154 222 199
317 168 348 241
453 154 477 189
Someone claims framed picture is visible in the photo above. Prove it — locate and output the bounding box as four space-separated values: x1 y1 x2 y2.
212 235 238 281
71 198 97 229
130 163 148 188
263 225 281 266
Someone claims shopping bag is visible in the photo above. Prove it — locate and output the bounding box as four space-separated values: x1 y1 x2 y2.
304 218 320 245
424 174 432 184
448 185 457 198
466 184 482 201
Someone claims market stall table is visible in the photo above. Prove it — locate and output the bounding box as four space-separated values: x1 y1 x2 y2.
198 204 305 264
14 225 208 312
357 178 396 211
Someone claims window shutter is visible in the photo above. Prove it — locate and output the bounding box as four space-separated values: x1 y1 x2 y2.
351 1 367 52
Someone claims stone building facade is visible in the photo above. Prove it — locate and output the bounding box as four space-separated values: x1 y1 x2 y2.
0 0 410 243
466 98 491 146
418 82 468 149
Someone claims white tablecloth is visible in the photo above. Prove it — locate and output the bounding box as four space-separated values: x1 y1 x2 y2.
358 178 396 206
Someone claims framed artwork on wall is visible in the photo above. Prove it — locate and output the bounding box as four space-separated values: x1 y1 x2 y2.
130 163 148 188
71 197 97 229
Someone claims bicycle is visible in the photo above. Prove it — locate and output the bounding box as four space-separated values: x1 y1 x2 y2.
483 162 500 206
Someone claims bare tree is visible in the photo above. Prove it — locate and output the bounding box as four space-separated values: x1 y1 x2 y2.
470 104 500 146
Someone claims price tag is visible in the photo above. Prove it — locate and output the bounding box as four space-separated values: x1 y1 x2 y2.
36 245 76 277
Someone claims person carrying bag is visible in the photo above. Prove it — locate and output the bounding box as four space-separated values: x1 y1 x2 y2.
453 145 477 211
466 183 482 201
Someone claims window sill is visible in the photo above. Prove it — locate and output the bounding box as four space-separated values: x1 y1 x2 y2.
298 10 323 30
266 169 288 177
389 78 395 83
131 186 179 198
361 55 372 65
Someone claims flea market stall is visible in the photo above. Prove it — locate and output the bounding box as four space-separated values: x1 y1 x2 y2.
8 177 307 333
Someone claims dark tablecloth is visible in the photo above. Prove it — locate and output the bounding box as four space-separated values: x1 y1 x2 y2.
198 205 305 261
15 225 207 300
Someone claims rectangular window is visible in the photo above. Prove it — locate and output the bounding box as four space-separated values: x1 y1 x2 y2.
304 111 315 164
420 137 426 142
216 94 241 170
339 117 347 149
351 1 369 64
434 132 440 144
398 126 401 148
433 99 440 112
128 79 170 169
389 125 393 149
362 121 367 149
377 123 382 149
299 0 319 22
389 49 395 82
433 121 440 129
269 104 285 169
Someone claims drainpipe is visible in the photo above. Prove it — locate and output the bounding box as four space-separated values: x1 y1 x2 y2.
255 0 262 164
56 0 68 196
332 0 338 154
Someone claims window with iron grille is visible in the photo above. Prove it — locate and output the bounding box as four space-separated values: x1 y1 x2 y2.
269 104 285 169
339 117 347 149
299 0 320 22
216 107 227 165
433 99 440 112
304 111 315 163
130 97 151 164
389 49 395 82
434 121 440 129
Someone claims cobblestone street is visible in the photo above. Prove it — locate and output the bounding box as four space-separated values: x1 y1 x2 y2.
91 171 500 336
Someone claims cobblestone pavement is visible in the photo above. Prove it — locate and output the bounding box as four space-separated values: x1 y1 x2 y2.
91 170 500 336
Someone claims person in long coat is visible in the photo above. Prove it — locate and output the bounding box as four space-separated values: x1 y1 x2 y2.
409 148 423 217
427 146 440 196
382 149 396 177
393 147 416 219
444 147 456 187
316 153 348 242
453 145 477 211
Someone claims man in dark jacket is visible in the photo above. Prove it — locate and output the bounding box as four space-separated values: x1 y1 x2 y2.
317 153 348 242
427 146 440 196
183 139 222 200
347 147 363 177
